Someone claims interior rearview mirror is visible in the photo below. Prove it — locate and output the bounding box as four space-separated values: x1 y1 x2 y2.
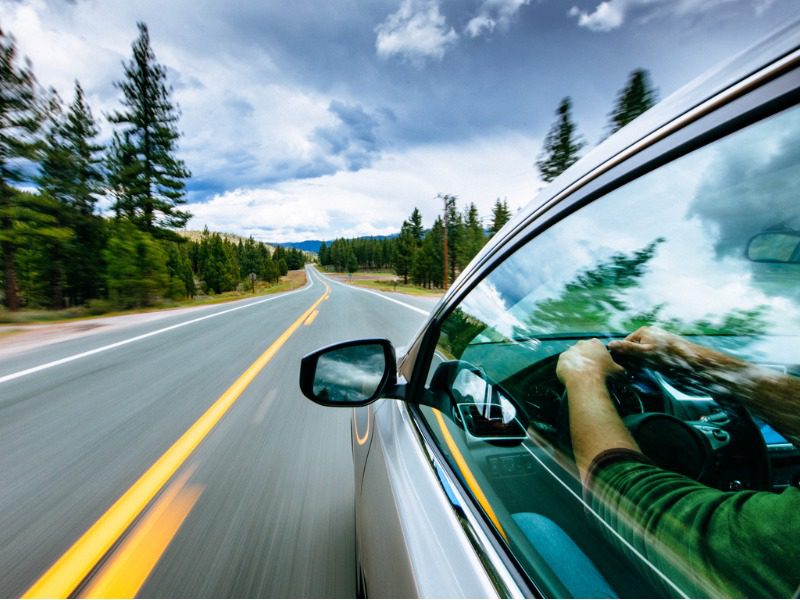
299 338 396 407
746 231 800 263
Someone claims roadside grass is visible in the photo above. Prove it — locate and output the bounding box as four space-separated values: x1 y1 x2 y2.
0 270 308 325
324 271 443 298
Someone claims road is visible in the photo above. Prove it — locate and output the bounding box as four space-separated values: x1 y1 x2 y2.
0 267 436 598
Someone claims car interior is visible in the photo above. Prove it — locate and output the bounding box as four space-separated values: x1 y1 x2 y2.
420 332 800 598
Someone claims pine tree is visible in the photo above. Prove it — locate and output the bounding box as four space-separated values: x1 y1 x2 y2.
107 130 137 220
264 256 279 283
108 22 191 237
414 217 444 288
61 82 105 212
408 208 424 244
36 89 76 308
164 240 194 299
42 81 106 305
104 219 168 308
196 232 239 294
461 202 485 266
606 69 658 136
0 27 42 310
489 198 512 236
394 219 416 284
536 97 584 183
442 194 464 282
286 248 305 270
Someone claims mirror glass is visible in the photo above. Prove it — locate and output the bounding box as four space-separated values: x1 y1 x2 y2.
312 343 387 404
746 232 800 263
451 367 526 440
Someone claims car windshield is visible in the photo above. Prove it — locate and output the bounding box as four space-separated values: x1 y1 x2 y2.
420 104 800 598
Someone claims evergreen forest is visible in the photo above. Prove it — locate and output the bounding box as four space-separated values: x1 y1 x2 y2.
318 198 512 287
0 24 305 315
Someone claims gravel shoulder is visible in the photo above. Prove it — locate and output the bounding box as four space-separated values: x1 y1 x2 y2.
0 303 229 361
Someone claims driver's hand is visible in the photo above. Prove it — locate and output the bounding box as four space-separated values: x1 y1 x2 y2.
608 325 696 370
557 339 625 386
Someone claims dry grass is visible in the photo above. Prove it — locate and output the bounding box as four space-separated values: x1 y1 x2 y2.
325 271 443 297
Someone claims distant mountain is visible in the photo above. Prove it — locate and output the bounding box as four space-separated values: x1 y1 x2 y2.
274 233 399 254
276 240 326 253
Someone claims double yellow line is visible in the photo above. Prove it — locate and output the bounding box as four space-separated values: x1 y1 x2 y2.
24 284 330 598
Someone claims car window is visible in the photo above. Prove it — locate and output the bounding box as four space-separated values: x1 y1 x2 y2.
417 104 800 598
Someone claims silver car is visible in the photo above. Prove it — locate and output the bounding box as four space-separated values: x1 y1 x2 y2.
300 22 800 598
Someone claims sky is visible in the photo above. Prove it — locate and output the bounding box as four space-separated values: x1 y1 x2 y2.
1 0 798 242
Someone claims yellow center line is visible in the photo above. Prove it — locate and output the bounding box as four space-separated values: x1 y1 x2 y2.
433 409 507 540
81 467 203 599
303 309 319 326
23 283 330 599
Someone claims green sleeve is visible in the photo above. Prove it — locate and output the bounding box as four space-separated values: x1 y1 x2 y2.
587 451 800 598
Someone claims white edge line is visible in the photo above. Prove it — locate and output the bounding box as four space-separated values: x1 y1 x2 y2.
519 441 689 598
0 269 316 386
314 268 430 316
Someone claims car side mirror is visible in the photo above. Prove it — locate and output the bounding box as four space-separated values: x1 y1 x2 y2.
299 338 397 407
746 231 800 263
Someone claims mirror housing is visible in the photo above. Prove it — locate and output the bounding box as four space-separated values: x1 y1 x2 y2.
746 230 800 263
299 338 397 407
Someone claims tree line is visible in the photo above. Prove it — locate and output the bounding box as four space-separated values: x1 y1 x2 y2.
319 68 658 289
0 23 302 312
318 197 512 287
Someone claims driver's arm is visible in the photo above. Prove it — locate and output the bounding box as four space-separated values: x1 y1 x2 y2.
556 338 640 482
556 337 800 598
609 326 800 448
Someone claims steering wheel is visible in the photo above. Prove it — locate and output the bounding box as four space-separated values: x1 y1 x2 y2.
556 354 772 491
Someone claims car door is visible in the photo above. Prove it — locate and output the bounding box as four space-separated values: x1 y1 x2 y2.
404 73 800 597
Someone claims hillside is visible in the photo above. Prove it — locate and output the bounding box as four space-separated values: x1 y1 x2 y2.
180 230 276 253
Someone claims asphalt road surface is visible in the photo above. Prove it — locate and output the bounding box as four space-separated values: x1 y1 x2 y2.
0 267 436 598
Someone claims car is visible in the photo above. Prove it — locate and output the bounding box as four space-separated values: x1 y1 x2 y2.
299 22 800 599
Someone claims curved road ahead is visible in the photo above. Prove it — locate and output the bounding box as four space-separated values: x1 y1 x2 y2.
0 267 435 598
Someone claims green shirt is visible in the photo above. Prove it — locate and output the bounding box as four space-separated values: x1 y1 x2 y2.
587 450 800 598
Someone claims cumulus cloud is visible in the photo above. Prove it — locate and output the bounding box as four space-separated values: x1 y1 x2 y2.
569 1 629 32
375 0 458 64
466 0 531 38
312 101 383 172
568 0 743 32
187 132 539 242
